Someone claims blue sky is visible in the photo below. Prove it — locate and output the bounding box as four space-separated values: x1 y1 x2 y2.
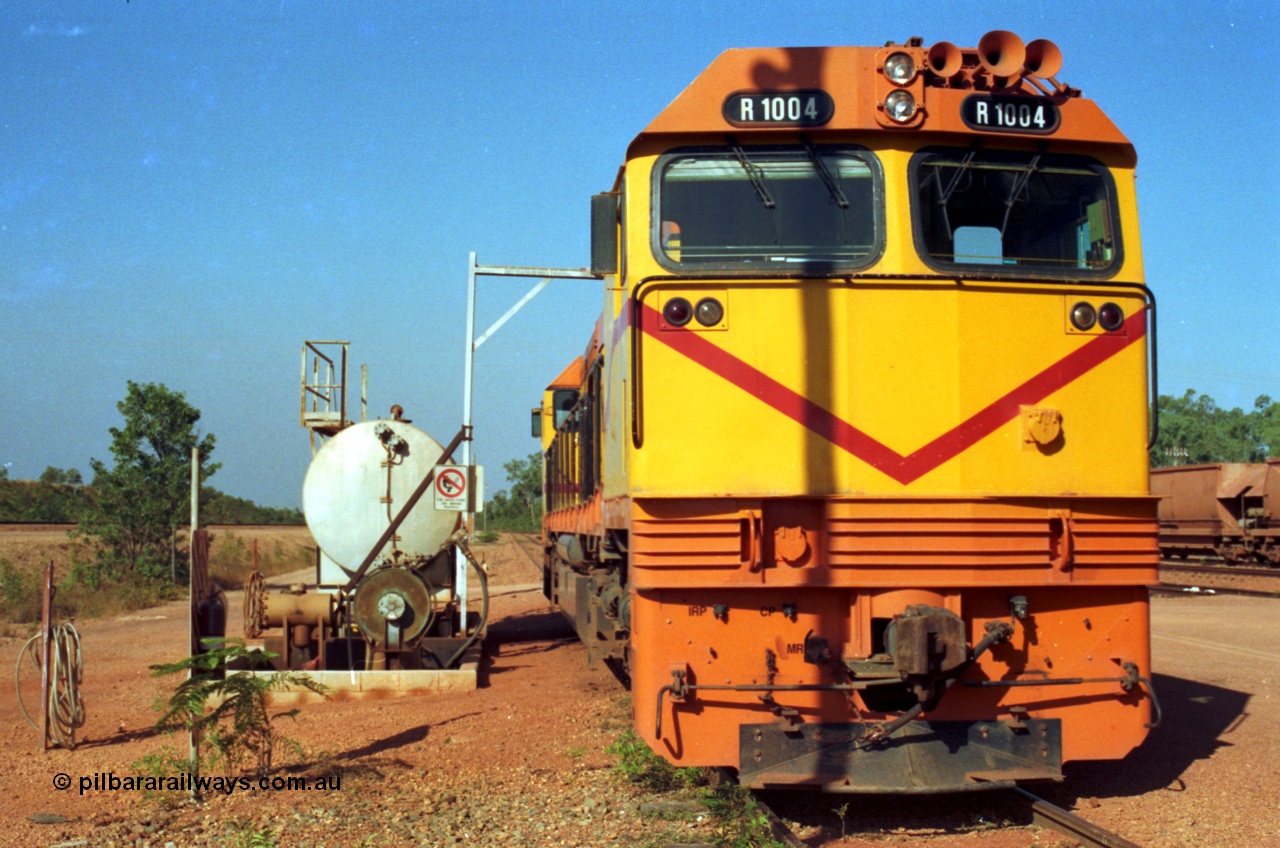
2 1 1276 508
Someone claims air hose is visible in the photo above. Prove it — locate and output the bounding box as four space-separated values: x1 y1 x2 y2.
16 622 86 749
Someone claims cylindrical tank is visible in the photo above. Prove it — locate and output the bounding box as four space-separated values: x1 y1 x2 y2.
302 420 461 573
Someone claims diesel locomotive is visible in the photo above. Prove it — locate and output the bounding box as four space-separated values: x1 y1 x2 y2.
536 31 1159 792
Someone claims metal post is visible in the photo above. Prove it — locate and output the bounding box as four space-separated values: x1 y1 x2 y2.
39 561 52 750
340 345 348 427
457 253 479 629
189 447 199 799
456 255 598 636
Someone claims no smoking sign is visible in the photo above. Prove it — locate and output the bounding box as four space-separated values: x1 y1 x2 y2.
433 466 468 511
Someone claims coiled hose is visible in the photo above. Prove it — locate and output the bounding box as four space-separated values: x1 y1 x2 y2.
16 622 86 749
444 538 489 669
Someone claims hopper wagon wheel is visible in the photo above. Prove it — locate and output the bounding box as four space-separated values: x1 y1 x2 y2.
243 570 267 638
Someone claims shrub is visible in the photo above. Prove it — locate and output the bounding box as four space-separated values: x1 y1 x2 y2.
150 639 328 789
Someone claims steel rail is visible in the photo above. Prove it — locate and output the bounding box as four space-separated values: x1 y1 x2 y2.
1159 561 1280 596
705 769 807 848
1013 787 1141 848
510 532 545 570
1160 562 1280 579
719 767 1143 847
748 791 807 848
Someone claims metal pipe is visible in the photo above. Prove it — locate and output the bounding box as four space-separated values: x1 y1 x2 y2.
655 682 858 739
472 263 598 279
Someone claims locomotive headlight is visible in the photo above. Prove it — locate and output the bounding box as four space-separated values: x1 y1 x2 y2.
1070 301 1097 331
663 296 693 327
884 90 917 122
883 52 917 85
1098 302 1124 331
694 297 724 327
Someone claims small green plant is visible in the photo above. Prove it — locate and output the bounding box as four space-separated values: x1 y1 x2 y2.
131 745 202 807
228 820 279 848
700 783 787 848
565 745 588 759
475 529 500 544
962 812 1012 832
833 801 849 839
150 638 328 789
607 727 708 791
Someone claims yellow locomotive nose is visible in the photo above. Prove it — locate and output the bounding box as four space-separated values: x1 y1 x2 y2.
539 30 1155 792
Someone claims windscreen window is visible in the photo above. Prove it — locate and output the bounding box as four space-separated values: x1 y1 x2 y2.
912 149 1120 274
654 146 880 272
552 389 578 429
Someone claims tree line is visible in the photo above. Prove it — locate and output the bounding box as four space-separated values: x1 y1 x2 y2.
1150 390 1280 467
0 475 301 526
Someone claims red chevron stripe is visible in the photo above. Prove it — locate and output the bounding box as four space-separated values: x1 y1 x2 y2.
638 302 1147 485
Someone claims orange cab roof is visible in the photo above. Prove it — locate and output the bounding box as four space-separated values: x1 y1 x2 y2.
548 356 584 391
631 40 1132 158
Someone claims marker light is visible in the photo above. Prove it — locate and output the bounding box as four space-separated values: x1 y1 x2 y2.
884 90 917 122
663 297 693 327
1070 302 1097 331
1098 302 1124 331
883 52 916 85
695 297 724 327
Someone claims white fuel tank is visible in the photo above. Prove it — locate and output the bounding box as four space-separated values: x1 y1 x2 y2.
302 420 460 573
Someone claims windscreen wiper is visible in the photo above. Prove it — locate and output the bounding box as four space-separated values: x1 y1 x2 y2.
800 135 848 208
801 134 849 243
728 136 775 208
999 153 1041 237
728 136 779 244
932 148 978 240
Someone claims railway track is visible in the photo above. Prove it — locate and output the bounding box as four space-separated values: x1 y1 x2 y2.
508 531 544 570
754 784 1142 848
1159 561 1280 596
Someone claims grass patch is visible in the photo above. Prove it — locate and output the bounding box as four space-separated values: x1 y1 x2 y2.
208 531 314 590
130 745 199 808
606 721 787 848
700 782 788 848
0 558 181 624
0 559 40 623
607 727 709 792
227 820 280 848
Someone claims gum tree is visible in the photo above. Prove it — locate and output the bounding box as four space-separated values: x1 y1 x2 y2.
75 381 219 583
